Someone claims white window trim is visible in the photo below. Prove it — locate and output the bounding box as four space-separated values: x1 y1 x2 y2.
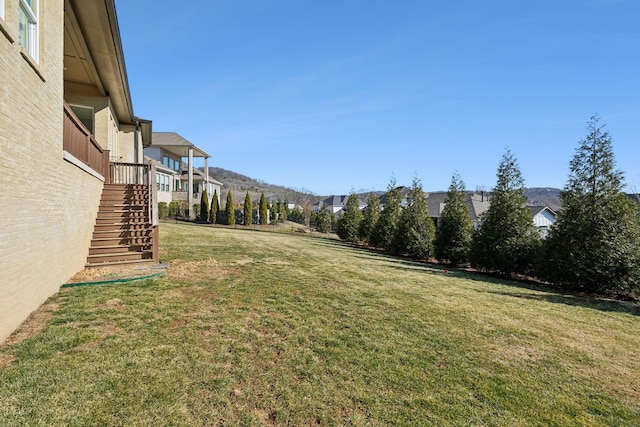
0 0 5 20
19 0 38 62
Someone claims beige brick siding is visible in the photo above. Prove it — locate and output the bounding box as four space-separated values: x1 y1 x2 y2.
0 0 103 344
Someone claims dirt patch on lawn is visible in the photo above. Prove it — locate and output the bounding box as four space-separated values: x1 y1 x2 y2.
67 263 168 284
167 259 241 283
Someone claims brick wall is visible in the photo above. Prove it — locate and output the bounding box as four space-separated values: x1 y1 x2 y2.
0 0 104 344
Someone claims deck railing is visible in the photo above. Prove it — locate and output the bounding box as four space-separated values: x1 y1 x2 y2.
63 103 109 178
110 161 158 228
109 162 149 185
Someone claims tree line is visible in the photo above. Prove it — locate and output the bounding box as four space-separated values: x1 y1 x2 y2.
334 117 640 298
185 188 294 226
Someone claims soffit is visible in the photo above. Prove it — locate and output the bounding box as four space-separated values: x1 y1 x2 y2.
64 0 134 124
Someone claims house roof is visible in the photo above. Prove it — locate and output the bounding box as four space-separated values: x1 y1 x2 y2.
379 187 410 205
528 205 556 217
467 193 491 222
315 195 366 208
425 192 447 218
179 166 223 186
151 132 210 158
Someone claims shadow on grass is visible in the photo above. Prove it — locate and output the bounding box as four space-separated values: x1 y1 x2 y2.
308 238 640 316
478 288 640 316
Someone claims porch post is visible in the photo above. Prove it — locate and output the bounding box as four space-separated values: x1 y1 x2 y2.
204 156 209 192
188 147 194 219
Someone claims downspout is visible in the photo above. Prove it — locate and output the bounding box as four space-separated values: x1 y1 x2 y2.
188 147 194 219
134 120 140 164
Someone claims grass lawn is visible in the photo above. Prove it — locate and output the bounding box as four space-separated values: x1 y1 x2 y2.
1 222 639 426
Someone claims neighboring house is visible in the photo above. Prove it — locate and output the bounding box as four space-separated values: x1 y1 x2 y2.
286 201 303 212
181 166 222 207
379 187 410 209
426 191 491 228
1 1 157 343
145 132 221 217
146 156 180 205
529 205 557 238
314 195 367 215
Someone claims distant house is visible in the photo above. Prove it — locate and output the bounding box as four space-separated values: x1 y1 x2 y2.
426 191 491 228
429 191 555 236
378 189 490 228
145 132 221 217
146 156 180 205
314 195 367 215
529 205 557 238
379 187 410 209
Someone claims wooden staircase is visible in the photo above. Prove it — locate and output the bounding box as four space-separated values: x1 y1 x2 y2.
87 183 157 267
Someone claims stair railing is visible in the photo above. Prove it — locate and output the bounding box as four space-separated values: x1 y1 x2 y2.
108 162 149 185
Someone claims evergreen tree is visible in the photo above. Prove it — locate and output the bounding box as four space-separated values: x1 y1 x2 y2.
225 191 235 225
243 191 253 226
210 190 219 224
278 200 287 223
540 116 640 294
268 201 275 224
284 201 291 219
336 193 363 243
371 177 402 250
199 190 209 222
316 204 332 233
289 206 303 223
259 192 268 225
393 176 435 258
435 173 473 265
359 192 380 243
470 150 540 277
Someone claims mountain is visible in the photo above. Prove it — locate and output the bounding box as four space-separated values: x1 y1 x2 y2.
203 167 321 207
524 187 562 211
203 166 563 210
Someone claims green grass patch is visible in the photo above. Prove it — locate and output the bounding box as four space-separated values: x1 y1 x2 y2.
1 222 639 426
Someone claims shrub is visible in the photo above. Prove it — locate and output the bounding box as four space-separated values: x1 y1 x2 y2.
158 202 169 218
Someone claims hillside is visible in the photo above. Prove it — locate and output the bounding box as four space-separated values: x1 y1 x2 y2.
524 187 562 211
204 167 321 206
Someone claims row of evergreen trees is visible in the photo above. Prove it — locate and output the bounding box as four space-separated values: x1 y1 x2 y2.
197 190 293 226
336 117 640 297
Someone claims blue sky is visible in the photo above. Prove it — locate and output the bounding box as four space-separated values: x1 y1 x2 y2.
116 0 640 195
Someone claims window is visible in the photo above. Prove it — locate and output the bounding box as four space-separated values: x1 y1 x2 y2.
19 0 38 61
156 173 171 192
1 0 5 20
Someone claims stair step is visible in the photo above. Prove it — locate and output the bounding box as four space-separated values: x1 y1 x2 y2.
85 259 157 268
92 227 148 234
99 197 149 203
88 183 157 267
97 212 149 219
89 244 152 255
101 189 149 195
99 205 149 210
87 251 153 264
95 218 149 226
91 237 152 246
93 228 153 237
